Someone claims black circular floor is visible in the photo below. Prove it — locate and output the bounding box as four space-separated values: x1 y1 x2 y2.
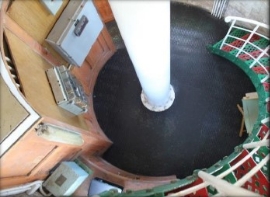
93 2 255 178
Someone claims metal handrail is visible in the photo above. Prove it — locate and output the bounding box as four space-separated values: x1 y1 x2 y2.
167 17 269 197
225 16 269 29
220 16 269 83
167 133 269 197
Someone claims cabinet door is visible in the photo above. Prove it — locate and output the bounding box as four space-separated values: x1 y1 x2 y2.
0 140 57 177
71 26 116 96
93 0 114 23
85 27 116 69
0 125 82 188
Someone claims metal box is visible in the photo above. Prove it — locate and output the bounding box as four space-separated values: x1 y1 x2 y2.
43 161 89 196
46 66 88 115
46 0 103 66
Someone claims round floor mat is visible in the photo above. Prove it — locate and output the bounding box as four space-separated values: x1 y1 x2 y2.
93 2 255 178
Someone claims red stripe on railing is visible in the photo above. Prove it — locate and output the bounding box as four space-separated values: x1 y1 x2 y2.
252 66 270 74
229 149 269 196
222 34 260 52
238 50 267 60
257 124 269 140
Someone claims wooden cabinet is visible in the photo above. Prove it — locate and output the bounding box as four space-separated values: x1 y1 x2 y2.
0 119 78 187
0 0 115 189
71 26 116 95
71 26 116 131
0 116 112 189
93 0 114 23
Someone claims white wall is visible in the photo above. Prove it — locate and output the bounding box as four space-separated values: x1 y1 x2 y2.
224 0 268 25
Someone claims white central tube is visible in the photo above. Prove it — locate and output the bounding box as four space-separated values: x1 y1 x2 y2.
108 0 175 112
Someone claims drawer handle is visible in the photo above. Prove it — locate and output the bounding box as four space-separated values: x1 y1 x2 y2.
74 15 89 36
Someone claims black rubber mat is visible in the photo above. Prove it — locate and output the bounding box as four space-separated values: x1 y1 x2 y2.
93 2 256 178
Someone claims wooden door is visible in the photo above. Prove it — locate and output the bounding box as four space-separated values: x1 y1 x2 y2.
93 0 114 23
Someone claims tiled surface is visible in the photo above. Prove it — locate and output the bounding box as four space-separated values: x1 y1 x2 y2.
93 2 255 178
174 0 269 25
225 0 269 25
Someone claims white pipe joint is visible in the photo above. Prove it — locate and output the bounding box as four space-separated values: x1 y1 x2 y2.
141 85 175 112
109 0 175 112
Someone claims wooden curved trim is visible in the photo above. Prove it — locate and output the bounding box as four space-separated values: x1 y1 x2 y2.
79 156 177 190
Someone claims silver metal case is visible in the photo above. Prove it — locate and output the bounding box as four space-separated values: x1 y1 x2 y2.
46 66 88 115
46 0 103 66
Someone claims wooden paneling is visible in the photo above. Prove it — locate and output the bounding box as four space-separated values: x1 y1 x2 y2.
7 0 69 44
1 0 117 190
78 156 177 192
85 27 116 69
71 26 116 138
87 27 116 91
86 37 106 67
3 15 65 66
93 0 114 23
0 76 29 141
72 28 114 95
123 179 177 192
0 116 112 188
4 29 88 130
42 116 112 156
6 0 69 64
0 141 57 177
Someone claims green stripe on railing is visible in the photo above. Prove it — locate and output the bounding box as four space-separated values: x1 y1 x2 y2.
245 57 269 67
251 136 269 178
227 37 269 56
207 163 237 195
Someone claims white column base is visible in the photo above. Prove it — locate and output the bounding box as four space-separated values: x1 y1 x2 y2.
141 85 175 112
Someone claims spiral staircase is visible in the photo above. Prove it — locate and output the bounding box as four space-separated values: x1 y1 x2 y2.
96 16 269 197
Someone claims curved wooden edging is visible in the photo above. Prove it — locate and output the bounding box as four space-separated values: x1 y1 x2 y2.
0 0 40 156
82 39 269 197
